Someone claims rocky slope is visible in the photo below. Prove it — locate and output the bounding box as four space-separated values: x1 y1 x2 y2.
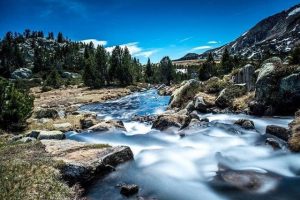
179 4 300 60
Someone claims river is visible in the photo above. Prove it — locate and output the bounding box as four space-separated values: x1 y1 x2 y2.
66 89 300 200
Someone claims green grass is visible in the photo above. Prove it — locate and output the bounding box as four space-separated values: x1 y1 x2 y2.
0 135 75 200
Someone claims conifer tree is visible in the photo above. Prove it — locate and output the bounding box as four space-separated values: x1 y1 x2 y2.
160 56 175 85
57 32 64 43
145 58 153 83
95 45 108 85
221 48 234 75
109 46 122 83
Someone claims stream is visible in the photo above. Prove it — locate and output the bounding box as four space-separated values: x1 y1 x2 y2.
66 89 300 200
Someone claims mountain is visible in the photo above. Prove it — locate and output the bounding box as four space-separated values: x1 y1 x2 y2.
178 4 300 61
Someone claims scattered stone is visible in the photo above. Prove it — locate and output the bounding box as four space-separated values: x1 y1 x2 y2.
265 138 281 150
88 120 127 132
53 123 72 132
120 184 139 197
35 108 59 119
19 137 36 143
266 125 290 141
80 117 97 129
234 119 255 130
11 68 32 79
41 140 133 185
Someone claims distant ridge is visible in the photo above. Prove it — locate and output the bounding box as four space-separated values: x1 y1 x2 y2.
177 3 300 61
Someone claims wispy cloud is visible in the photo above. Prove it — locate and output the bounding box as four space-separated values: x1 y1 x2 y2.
106 42 158 58
81 39 107 47
179 37 193 43
135 50 158 58
191 46 212 51
208 41 219 44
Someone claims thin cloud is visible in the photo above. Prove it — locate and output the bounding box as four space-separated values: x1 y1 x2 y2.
81 39 107 47
135 50 158 58
208 41 218 44
106 42 158 58
191 46 212 51
179 37 193 43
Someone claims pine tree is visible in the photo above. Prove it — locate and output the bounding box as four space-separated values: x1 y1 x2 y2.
160 56 175 85
145 58 153 83
199 53 215 81
57 32 64 43
82 56 102 88
109 46 122 83
221 48 234 75
120 47 133 86
44 68 62 89
95 45 108 85
33 47 44 73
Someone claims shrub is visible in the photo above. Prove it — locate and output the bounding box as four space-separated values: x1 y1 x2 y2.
44 69 62 89
0 78 34 130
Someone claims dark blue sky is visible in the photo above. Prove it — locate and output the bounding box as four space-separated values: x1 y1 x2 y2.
0 0 299 63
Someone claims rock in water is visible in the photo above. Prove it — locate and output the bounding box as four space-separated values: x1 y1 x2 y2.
88 120 127 132
266 125 290 141
41 140 133 185
169 79 202 109
120 184 139 196
234 119 255 130
11 68 32 79
152 114 190 131
233 64 255 91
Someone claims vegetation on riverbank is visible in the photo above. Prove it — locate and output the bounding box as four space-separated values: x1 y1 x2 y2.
0 135 76 200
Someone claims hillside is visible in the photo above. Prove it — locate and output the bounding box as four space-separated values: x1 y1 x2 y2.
178 3 300 61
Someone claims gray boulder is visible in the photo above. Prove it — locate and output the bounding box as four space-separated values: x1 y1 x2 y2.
35 109 59 119
11 68 32 79
152 114 190 131
194 96 208 113
266 125 291 141
37 130 65 140
234 119 255 130
62 72 81 79
233 64 255 91
215 84 247 108
41 140 133 185
169 79 202 109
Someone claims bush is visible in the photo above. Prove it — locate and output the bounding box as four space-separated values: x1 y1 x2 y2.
44 69 62 89
0 78 34 130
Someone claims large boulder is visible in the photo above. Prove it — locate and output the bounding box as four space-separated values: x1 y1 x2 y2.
250 58 299 115
88 120 127 132
11 68 32 79
152 114 190 131
169 79 202 109
232 64 255 91
194 96 208 113
279 72 300 112
41 140 133 185
27 130 65 140
288 111 300 152
266 125 290 141
215 84 247 108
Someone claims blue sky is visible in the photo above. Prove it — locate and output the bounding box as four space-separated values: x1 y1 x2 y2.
0 0 299 63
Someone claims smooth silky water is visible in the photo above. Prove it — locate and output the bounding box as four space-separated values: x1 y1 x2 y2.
66 89 300 200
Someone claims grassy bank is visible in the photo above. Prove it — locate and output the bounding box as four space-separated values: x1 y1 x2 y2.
0 135 76 200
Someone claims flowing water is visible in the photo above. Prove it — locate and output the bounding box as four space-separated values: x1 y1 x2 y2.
66 89 300 200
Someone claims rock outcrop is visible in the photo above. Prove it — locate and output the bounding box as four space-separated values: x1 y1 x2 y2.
288 110 300 152
168 79 202 109
41 140 134 185
250 58 300 115
215 84 247 108
27 130 65 140
233 64 256 91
